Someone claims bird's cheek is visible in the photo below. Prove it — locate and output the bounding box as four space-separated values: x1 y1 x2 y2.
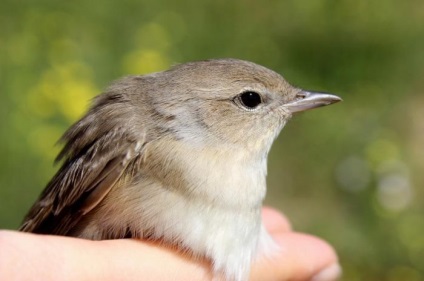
274 105 292 120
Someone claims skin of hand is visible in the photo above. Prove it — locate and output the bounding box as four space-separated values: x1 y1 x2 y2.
0 207 340 281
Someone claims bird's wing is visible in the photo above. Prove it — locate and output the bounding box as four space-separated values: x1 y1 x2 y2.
20 91 148 235
20 127 145 235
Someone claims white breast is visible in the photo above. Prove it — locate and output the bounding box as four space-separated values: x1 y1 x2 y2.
82 141 276 281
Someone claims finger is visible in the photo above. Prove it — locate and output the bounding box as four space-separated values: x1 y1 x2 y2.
262 207 292 233
250 232 340 281
93 239 213 281
1 230 117 281
0 230 212 281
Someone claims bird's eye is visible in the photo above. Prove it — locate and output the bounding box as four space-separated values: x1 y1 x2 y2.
237 91 262 110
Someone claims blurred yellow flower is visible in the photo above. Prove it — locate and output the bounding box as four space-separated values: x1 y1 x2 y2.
28 61 98 122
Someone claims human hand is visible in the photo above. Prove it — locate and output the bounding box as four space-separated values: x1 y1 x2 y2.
0 207 340 281
251 208 340 281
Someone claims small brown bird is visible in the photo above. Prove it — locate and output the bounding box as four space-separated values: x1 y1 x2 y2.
20 59 341 281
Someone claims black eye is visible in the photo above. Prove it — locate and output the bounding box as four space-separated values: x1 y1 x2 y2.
238 91 262 109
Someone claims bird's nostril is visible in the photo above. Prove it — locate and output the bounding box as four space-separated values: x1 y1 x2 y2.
295 93 306 101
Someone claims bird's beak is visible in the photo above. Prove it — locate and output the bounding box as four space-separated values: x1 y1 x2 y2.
286 91 342 113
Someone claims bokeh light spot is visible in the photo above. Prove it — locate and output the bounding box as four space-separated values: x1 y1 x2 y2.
335 155 371 192
377 173 412 211
366 138 399 167
122 49 170 75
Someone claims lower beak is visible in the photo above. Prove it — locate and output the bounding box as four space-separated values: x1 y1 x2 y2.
286 91 342 113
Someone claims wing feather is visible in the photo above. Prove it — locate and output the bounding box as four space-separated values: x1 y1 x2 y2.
20 90 146 235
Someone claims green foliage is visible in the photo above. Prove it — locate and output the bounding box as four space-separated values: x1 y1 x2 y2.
1 1 423 279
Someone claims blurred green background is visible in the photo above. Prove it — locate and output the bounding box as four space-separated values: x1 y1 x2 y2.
1 0 423 280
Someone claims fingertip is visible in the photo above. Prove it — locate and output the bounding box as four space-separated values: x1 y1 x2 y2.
262 207 292 233
311 263 342 281
251 232 339 281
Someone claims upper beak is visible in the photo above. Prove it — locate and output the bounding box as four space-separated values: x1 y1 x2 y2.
285 90 342 113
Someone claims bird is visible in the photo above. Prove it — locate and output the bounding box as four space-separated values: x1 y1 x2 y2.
20 58 341 281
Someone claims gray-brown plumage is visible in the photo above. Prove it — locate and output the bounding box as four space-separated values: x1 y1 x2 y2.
20 92 142 235
20 58 341 281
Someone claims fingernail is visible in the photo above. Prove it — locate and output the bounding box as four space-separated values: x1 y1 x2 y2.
310 263 342 281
